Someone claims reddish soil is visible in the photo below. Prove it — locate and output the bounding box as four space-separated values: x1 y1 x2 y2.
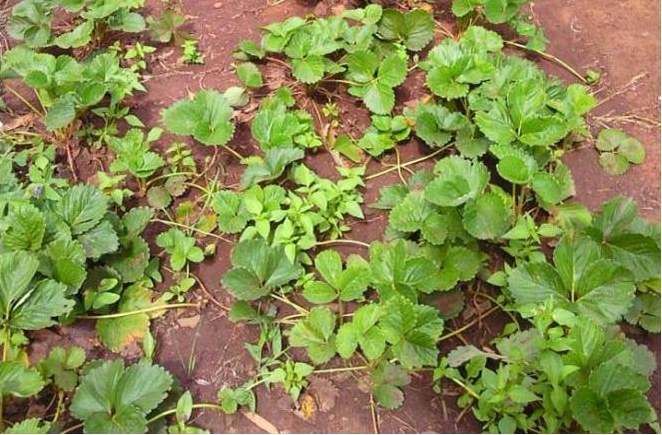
1 0 659 432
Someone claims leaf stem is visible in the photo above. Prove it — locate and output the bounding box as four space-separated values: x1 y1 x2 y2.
315 239 370 248
504 41 588 84
145 403 226 425
313 364 369 374
270 294 309 315
3 84 44 116
449 377 480 400
222 144 245 161
151 218 233 243
146 171 198 188
439 306 499 341
365 147 447 181
76 303 199 319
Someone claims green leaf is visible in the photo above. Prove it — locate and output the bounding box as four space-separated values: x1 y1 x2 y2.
462 192 512 240
570 387 614 433
221 238 302 300
606 389 656 430
212 190 250 233
0 361 44 398
77 220 119 259
235 62 263 88
596 128 644 163
10 280 73 330
156 228 204 271
45 95 77 130
2 204 45 251
303 250 370 304
71 360 173 434
378 296 444 369
599 152 630 175
369 240 438 301
5 418 51 434
39 346 86 392
291 56 325 84
162 90 235 146
55 184 108 235
289 307 337 364
240 147 304 189
377 9 434 51
507 236 636 324
424 156 489 207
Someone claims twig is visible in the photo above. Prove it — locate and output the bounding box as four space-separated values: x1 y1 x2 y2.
504 40 588 84
315 239 370 248
76 303 199 319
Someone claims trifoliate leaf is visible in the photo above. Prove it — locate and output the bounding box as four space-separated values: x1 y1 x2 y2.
507 236 636 324
303 250 370 304
424 156 489 207
377 8 434 51
369 240 438 301
240 147 304 189
70 359 172 434
162 90 235 146
212 190 250 233
289 307 337 364
38 346 86 392
378 296 443 369
291 56 325 84
156 228 204 271
221 238 302 300
462 191 513 240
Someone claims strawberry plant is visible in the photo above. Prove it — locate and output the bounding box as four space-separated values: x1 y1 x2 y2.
0 0 658 433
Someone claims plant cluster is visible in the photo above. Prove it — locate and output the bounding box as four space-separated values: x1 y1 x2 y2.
0 0 658 433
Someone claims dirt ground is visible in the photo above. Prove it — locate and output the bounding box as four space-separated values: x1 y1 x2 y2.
2 0 660 432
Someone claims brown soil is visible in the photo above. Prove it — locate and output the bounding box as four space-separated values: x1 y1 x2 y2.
1 0 659 433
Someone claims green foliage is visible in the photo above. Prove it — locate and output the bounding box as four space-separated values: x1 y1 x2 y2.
147 9 187 43
302 250 370 304
436 305 658 433
7 0 145 49
507 235 636 324
451 0 548 50
1 47 144 130
266 360 314 402
288 307 337 364
162 90 235 146
109 128 165 180
596 128 646 175
376 9 434 51
357 115 411 156
70 359 172 433
0 361 44 399
156 228 204 271
181 39 205 64
0 251 74 331
221 238 303 300
38 346 86 392
345 51 407 114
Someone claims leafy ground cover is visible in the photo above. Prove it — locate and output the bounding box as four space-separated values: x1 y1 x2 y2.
0 0 659 433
